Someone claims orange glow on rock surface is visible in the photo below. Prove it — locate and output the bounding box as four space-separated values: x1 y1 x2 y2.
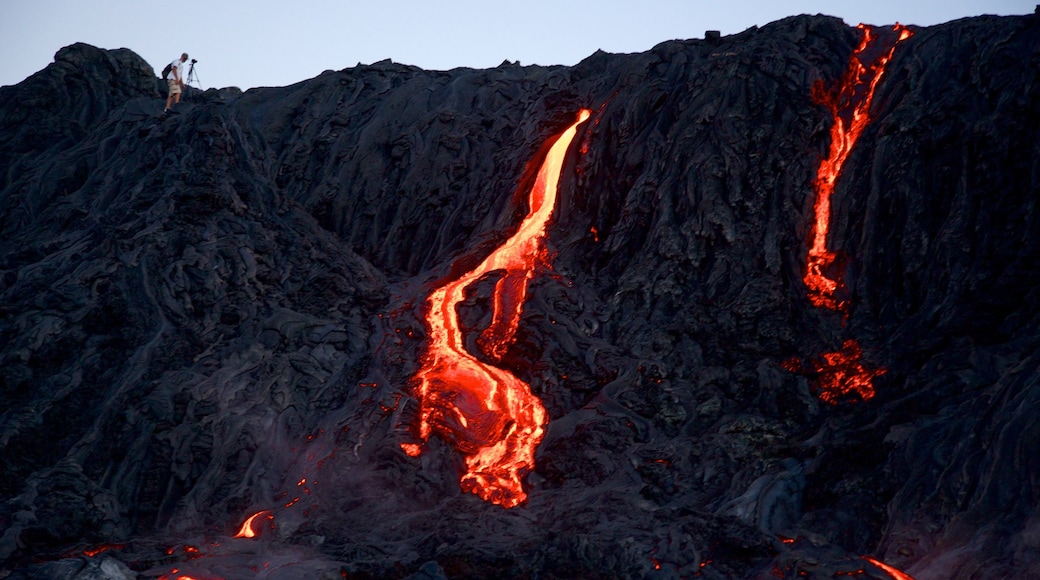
863 556 915 580
408 109 591 508
232 510 269 539
815 339 886 403
400 442 422 457
804 24 913 310
83 543 125 557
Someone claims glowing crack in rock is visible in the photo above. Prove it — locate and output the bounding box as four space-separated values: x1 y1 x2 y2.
407 109 592 507
796 24 911 403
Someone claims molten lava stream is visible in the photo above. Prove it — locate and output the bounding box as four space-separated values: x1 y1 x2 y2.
796 24 911 403
406 109 592 508
232 510 270 538
804 24 913 311
863 556 915 580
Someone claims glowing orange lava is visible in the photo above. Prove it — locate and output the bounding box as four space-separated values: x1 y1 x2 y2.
804 24 913 310
408 109 591 507
233 510 270 539
83 543 125 557
815 339 886 403
793 24 910 403
864 556 915 580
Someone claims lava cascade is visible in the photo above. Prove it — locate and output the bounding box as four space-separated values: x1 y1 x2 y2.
405 109 592 507
804 23 913 310
799 24 912 403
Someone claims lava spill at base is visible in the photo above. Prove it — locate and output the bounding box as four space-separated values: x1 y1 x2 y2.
814 339 886 404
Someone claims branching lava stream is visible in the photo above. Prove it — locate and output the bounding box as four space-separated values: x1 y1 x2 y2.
405 109 592 507
796 24 912 404
804 24 913 311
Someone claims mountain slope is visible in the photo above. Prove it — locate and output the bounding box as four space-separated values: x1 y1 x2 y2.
1 14 1038 579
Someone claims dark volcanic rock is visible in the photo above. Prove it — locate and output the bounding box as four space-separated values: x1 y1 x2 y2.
1 13 1039 579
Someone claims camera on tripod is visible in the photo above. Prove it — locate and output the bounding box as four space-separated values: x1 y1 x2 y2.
185 58 201 89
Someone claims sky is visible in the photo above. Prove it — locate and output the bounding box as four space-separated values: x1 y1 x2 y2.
1 1 1035 90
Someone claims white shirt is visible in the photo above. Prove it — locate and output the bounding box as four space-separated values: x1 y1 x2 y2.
168 58 185 81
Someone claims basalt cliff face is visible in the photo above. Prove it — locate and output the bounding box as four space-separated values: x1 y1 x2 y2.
1 13 1039 580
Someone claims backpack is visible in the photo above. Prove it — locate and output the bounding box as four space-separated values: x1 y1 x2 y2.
161 62 172 79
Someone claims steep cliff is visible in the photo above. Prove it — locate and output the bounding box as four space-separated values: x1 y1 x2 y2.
1 13 1038 579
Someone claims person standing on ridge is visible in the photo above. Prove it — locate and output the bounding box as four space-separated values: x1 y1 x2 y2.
164 53 189 114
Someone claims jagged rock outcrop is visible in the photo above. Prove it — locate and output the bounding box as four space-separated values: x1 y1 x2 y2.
1 13 1038 579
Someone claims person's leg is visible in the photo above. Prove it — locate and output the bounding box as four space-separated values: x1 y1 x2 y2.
166 78 182 110
165 78 177 111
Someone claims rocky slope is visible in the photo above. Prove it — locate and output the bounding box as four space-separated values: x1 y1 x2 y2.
1 12 1038 579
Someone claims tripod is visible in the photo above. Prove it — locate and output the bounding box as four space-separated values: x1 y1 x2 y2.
186 59 201 90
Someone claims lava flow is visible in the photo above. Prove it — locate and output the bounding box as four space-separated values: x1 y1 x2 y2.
405 109 591 508
814 339 886 404
863 556 915 580
232 510 271 539
795 24 912 403
804 23 913 310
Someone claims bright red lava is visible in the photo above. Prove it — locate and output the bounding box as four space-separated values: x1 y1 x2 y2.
82 543 125 557
232 510 270 539
796 24 911 402
815 339 886 404
804 24 913 311
407 109 592 508
863 556 915 580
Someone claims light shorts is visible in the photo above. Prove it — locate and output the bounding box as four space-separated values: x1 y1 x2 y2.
167 78 181 95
